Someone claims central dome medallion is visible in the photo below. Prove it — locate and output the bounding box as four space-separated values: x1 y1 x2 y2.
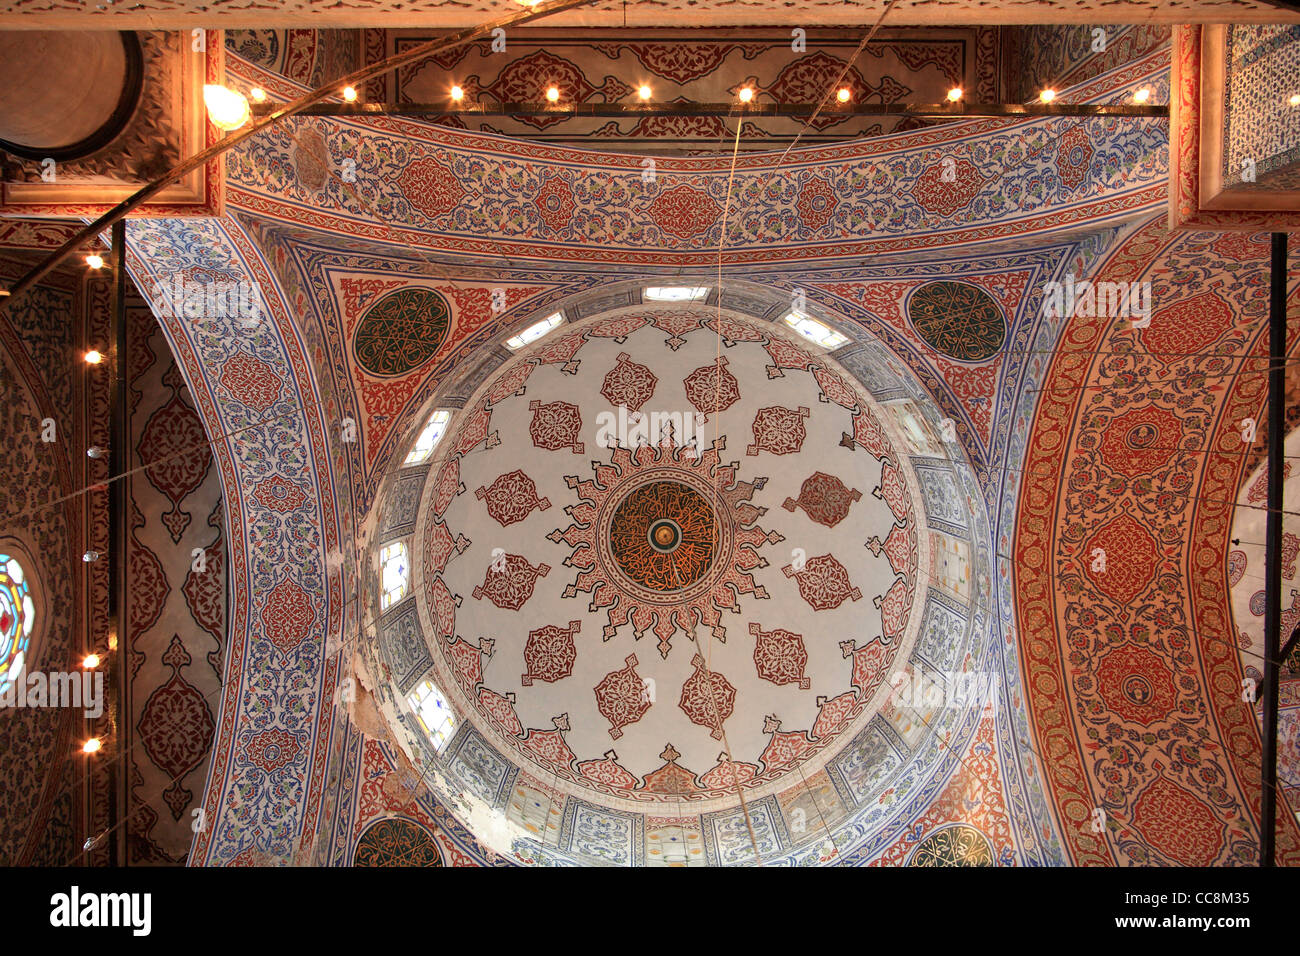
609 479 716 590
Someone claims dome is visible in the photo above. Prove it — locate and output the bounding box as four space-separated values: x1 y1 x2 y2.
362 281 991 865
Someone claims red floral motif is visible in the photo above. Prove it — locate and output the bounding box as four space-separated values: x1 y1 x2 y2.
795 175 840 231
768 54 893 130
431 459 463 516
641 745 699 794
521 620 580 686
138 389 211 540
1284 533 1299 580
812 366 859 410
606 41 769 83
683 356 740 419
475 469 551 526
245 728 302 775
782 471 862 527
252 474 308 513
260 576 316 654
219 351 282 413
476 50 632 129
1213 232 1270 262
129 530 170 635
472 553 550 610
764 336 816 372
1131 777 1225 866
398 156 466 220
630 110 729 139
600 351 658 412
1141 290 1235 368
1248 461 1292 504
533 176 576 233
586 315 649 341
594 654 652 739
851 408 890 459
678 654 736 740
761 725 816 772
486 361 533 404
292 126 330 192
1083 512 1160 612
577 750 639 790
1098 405 1185 478
1094 643 1178 726
812 691 856 739
909 158 988 219
749 622 810 689
182 530 224 641
698 756 758 791
1054 126 1095 191
783 554 862 610
647 184 721 240
139 636 215 783
875 576 912 644
528 399 584 453
747 405 810 456
650 311 709 350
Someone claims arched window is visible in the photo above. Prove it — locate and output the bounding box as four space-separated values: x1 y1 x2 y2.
0 553 35 693
380 541 409 610
404 409 452 466
407 678 456 752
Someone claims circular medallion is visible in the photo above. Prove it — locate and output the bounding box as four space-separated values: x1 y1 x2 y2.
907 280 1006 362
353 287 451 377
608 480 716 592
908 825 995 866
353 819 443 867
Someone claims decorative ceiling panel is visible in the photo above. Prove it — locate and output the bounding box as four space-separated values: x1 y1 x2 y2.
1 0 1296 28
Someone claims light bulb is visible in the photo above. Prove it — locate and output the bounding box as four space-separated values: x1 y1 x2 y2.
85 254 104 270
82 738 102 754
82 551 100 563
249 87 267 102
84 350 103 365
638 85 652 101
1290 93 1300 107
546 86 560 102
947 87 963 102
83 653 100 669
836 87 851 103
203 84 251 131
343 86 358 102
450 85 464 101
1039 88 1057 103
86 446 104 459
738 87 754 103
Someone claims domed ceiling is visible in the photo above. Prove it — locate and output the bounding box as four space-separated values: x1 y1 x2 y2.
364 287 992 864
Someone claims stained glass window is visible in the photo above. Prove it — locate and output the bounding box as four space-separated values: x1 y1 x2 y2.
407 679 456 752
505 313 563 351
404 409 452 466
783 312 849 349
380 541 409 610
0 554 35 693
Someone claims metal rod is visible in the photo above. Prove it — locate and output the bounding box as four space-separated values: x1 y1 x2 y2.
107 218 127 868
255 101 1169 120
0 0 599 311
1261 231 1287 867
